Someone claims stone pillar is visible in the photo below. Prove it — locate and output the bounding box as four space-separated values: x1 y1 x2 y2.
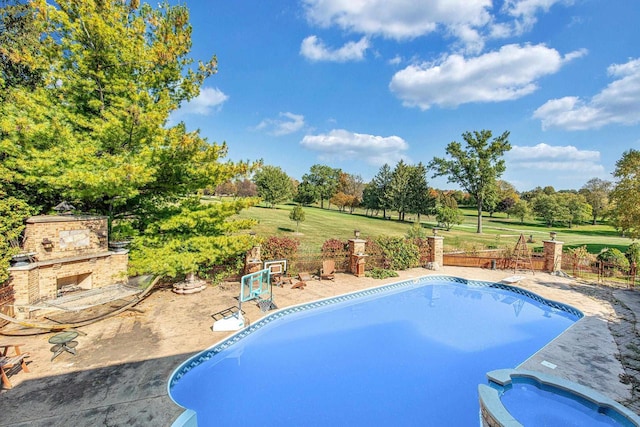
426 236 444 268
109 252 129 283
244 245 262 274
8 265 39 319
348 239 367 277
543 239 563 273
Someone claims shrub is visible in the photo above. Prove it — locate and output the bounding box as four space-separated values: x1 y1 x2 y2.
405 223 428 239
322 238 348 259
366 267 399 279
435 206 464 230
597 248 630 270
374 236 420 270
261 236 300 261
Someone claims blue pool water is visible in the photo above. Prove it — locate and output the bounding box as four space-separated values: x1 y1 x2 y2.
169 276 582 426
502 381 630 427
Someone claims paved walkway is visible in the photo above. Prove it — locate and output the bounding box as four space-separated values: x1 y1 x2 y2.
0 266 637 426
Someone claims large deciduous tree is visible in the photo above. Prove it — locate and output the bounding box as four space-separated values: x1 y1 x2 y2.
580 178 612 225
429 130 511 233
0 0 45 98
610 150 640 238
300 164 341 209
558 192 591 228
0 0 257 279
531 194 568 227
507 200 531 224
253 165 293 207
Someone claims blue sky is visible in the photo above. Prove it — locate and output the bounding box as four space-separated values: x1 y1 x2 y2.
170 0 640 192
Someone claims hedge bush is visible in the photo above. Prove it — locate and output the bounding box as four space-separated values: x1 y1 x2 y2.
374 236 420 270
261 236 300 261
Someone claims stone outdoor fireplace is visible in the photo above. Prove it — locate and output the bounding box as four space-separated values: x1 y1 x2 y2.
8 215 128 319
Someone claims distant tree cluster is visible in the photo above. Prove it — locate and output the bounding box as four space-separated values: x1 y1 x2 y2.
361 161 434 222
213 179 258 198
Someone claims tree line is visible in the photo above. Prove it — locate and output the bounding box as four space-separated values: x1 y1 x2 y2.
229 132 639 239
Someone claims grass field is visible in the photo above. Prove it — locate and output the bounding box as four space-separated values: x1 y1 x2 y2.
230 200 633 254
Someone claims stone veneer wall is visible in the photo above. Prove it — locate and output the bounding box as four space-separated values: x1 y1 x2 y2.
22 215 109 261
8 215 128 319
479 402 502 427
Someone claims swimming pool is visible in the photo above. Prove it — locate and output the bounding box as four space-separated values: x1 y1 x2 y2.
169 275 583 426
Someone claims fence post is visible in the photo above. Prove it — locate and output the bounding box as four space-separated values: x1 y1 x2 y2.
543 238 563 273
426 235 444 268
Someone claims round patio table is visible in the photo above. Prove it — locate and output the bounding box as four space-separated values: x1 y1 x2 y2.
48 330 79 361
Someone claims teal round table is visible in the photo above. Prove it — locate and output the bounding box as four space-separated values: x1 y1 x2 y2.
48 331 79 361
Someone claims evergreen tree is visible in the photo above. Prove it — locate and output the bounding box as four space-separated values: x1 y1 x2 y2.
0 0 258 279
371 164 393 218
390 160 411 221
405 162 433 222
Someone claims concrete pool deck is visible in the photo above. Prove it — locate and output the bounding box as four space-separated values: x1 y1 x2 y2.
0 266 638 426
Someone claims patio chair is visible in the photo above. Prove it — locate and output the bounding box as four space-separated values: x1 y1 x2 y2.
320 260 336 281
0 344 30 389
298 272 313 281
268 263 289 287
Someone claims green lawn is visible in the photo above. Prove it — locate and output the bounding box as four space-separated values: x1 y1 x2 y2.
230 201 633 254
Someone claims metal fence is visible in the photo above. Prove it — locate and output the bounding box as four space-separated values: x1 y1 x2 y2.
561 257 637 287
288 251 350 275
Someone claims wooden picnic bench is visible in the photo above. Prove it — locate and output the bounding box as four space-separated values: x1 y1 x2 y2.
0 344 30 389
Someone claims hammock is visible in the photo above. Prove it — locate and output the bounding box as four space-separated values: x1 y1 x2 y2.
27 283 143 312
0 276 160 335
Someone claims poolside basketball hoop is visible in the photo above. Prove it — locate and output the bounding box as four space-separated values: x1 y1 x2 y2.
212 268 276 332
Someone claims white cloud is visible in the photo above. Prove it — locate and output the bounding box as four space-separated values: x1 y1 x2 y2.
178 87 229 115
300 35 370 62
300 129 409 166
255 112 306 136
507 143 604 172
388 55 402 66
448 24 485 54
389 44 584 110
302 0 574 53
303 0 491 41
534 57 640 130
502 0 571 34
